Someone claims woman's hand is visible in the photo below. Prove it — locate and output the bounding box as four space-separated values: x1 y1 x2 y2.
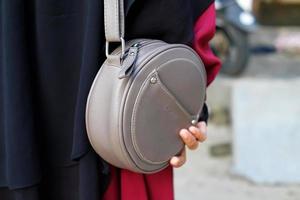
170 121 207 168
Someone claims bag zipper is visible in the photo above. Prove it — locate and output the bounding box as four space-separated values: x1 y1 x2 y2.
117 40 162 79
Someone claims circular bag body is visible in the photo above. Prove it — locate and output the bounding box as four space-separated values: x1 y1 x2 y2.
86 39 206 173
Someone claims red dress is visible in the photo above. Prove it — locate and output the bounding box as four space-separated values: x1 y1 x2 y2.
103 4 221 200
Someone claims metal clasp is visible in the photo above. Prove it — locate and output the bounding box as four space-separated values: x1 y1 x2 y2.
105 37 125 59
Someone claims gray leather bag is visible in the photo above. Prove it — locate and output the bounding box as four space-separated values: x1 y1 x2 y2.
85 0 207 173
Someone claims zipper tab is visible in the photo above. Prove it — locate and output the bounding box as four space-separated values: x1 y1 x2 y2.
118 43 139 79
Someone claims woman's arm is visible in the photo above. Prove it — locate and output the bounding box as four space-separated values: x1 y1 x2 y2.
170 3 221 168
193 3 222 86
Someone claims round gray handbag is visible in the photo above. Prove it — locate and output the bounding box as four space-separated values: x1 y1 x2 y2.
85 0 207 173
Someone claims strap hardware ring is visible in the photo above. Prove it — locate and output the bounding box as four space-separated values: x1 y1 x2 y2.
105 37 125 59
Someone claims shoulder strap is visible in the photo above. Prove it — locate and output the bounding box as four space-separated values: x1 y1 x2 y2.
104 0 125 42
104 0 125 64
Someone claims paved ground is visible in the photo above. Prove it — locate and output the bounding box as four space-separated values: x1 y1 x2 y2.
174 125 300 200
174 26 300 200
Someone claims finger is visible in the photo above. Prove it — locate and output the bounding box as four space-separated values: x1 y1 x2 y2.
197 122 207 135
179 129 199 150
188 123 207 142
170 148 186 168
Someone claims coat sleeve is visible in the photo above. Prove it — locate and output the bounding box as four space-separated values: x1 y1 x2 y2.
102 4 221 200
193 3 222 86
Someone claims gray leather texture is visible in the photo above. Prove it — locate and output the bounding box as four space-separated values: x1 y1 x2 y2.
86 40 207 173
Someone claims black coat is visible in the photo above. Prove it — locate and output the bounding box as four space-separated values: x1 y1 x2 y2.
0 0 213 199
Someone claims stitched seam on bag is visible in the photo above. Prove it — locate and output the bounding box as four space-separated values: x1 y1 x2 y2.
131 71 169 165
157 56 206 117
155 72 192 119
131 70 191 164
120 0 124 38
130 51 206 164
104 0 108 40
180 46 207 88
116 90 137 170
104 0 119 41
115 0 119 39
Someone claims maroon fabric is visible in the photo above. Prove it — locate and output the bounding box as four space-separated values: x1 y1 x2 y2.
193 4 222 86
103 166 174 200
103 4 221 200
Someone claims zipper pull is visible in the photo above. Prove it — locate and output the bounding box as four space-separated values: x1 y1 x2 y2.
118 43 139 79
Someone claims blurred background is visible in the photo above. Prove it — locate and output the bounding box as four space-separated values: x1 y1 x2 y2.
175 0 300 199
